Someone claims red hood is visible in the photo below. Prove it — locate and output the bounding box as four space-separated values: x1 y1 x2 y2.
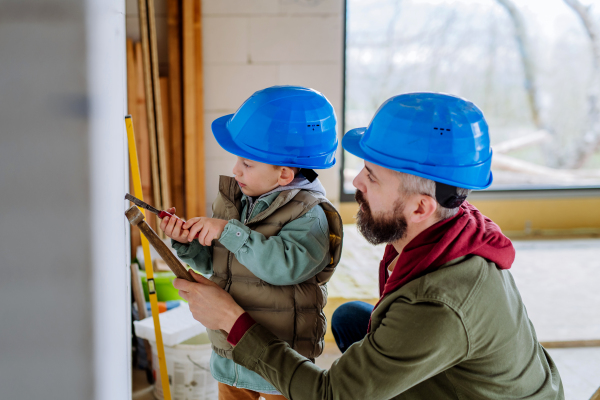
369 202 515 332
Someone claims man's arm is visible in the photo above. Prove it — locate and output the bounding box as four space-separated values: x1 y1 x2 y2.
218 206 330 285
232 300 469 400
173 271 467 399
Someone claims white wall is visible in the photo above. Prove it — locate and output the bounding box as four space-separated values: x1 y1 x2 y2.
126 0 345 216
87 0 132 399
0 0 130 399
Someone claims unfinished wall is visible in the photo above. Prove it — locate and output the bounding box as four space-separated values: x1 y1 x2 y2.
202 0 344 215
126 0 345 216
0 0 129 399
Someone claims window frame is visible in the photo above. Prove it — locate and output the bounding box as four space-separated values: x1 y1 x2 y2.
339 0 600 204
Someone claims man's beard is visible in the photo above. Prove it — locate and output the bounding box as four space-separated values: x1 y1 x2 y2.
355 190 408 245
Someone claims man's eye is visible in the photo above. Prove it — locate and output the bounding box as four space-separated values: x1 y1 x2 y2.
367 174 374 182
243 163 250 168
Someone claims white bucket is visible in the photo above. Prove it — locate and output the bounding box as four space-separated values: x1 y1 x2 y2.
150 334 218 400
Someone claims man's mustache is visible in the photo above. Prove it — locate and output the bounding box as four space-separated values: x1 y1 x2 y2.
355 190 367 207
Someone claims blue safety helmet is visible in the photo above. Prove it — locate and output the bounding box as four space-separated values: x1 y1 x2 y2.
212 86 338 169
342 92 493 190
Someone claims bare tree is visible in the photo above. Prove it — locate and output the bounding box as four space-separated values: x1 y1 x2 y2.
495 0 542 129
563 0 600 168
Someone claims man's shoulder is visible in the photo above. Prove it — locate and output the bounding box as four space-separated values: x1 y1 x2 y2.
400 256 507 313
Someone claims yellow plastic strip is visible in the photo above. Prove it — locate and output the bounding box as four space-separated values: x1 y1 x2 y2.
125 116 172 400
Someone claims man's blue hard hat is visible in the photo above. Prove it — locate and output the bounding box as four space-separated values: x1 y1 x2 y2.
342 92 493 189
212 86 338 169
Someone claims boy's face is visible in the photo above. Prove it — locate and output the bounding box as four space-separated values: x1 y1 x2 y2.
232 157 284 197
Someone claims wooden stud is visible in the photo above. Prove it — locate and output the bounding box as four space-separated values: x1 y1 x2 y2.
160 77 172 208
131 263 147 320
183 0 198 220
126 39 137 117
127 40 142 255
147 0 171 213
137 0 162 227
167 0 185 218
134 42 156 232
194 0 206 217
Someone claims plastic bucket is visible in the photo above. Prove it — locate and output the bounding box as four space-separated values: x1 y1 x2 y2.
150 334 218 400
139 269 185 302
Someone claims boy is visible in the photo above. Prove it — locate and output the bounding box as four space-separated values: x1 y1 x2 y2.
160 86 343 400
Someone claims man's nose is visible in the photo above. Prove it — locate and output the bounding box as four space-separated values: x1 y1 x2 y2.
353 174 365 193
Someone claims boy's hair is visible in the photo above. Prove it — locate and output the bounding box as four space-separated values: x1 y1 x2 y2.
396 171 471 221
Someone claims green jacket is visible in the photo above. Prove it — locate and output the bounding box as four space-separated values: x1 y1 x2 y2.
172 176 341 393
231 255 564 399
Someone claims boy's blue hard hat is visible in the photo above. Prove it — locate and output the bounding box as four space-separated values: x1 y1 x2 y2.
212 86 338 169
342 92 493 189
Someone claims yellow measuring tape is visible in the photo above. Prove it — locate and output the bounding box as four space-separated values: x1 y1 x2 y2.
125 115 172 400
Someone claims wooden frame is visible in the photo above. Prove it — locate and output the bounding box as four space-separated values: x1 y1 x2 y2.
167 0 185 218
137 0 161 218
147 0 171 212
182 0 205 219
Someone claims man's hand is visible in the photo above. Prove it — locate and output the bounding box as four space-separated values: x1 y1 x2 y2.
183 217 228 246
174 269 245 332
159 207 190 243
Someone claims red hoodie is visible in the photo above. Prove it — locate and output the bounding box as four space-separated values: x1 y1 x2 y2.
229 202 516 343
369 202 515 332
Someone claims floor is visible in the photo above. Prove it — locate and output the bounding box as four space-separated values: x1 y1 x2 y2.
134 228 600 399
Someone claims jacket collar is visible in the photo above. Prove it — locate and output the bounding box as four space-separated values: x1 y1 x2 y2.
218 175 302 225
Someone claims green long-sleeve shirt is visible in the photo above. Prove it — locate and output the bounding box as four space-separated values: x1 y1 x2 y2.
172 191 330 285
231 255 564 399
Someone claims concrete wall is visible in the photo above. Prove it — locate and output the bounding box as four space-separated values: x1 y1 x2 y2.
0 0 130 399
126 0 345 216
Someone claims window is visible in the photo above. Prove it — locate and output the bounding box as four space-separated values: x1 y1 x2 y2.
342 0 600 199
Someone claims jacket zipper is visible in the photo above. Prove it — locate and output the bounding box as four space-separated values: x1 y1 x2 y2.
225 252 233 292
227 198 256 291
244 199 258 225
234 195 249 387
233 363 239 387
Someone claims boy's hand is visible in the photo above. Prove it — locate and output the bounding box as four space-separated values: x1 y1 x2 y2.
184 217 228 246
159 207 190 243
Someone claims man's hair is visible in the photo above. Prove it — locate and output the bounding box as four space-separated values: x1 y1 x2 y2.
396 171 471 221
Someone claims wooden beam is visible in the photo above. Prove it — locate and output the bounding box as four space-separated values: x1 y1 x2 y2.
167 0 185 218
127 39 142 255
134 42 156 232
126 39 137 117
131 263 147 320
137 0 162 231
540 339 600 349
194 0 206 217
590 386 600 400
147 0 171 213
183 0 198 220
160 77 172 208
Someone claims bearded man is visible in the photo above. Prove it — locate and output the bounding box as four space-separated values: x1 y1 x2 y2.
174 93 564 399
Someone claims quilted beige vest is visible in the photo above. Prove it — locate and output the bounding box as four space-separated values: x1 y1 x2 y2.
207 176 343 360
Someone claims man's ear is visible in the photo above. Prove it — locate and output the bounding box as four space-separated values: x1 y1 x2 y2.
410 194 438 224
277 167 295 186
